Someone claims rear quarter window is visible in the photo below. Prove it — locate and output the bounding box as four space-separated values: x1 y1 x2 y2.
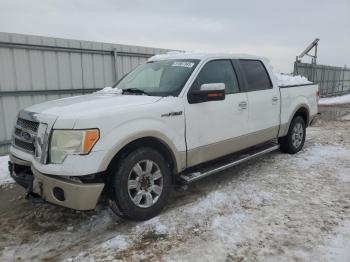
240 60 272 91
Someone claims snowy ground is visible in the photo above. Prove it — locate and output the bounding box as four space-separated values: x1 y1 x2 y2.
0 155 11 185
0 105 350 262
319 93 350 106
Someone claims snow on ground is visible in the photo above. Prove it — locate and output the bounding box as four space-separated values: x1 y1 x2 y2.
341 113 350 121
0 155 12 185
0 107 350 261
274 73 312 86
312 220 350 262
319 93 350 106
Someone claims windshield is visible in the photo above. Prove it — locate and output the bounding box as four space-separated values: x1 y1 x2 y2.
113 59 199 96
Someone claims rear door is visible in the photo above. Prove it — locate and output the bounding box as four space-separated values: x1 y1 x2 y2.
238 59 280 145
184 59 249 167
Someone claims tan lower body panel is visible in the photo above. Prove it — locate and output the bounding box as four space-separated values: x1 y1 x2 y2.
187 126 279 168
278 122 289 137
32 168 104 211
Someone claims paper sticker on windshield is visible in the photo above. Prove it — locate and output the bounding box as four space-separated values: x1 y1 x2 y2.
172 61 194 68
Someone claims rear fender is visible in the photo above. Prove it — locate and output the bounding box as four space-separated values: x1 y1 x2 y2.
279 102 310 137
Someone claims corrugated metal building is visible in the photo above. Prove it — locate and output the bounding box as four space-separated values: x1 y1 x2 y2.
0 32 172 155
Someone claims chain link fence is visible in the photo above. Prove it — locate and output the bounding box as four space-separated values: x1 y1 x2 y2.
294 62 350 97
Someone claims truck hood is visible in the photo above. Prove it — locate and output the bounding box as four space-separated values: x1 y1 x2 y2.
26 93 162 119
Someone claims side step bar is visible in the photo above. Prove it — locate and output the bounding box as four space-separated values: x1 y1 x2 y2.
179 143 280 184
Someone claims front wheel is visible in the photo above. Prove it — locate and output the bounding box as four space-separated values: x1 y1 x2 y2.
279 116 306 154
109 147 171 221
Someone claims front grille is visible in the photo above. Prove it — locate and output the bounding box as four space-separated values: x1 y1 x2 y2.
16 118 39 133
13 117 39 154
14 138 35 153
14 128 22 137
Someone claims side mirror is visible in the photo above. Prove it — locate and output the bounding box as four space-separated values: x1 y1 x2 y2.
188 83 226 104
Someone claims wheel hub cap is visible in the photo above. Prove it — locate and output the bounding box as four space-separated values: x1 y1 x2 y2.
140 176 152 190
127 160 163 208
291 122 304 148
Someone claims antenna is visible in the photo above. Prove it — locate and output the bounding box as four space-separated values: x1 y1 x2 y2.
297 38 320 64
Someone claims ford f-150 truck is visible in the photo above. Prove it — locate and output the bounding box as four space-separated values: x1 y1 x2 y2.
9 53 319 220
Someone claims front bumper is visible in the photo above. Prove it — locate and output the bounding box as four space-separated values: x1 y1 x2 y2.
10 154 105 211
10 145 108 177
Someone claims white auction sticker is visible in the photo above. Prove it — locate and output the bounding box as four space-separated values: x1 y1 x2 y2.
172 61 194 68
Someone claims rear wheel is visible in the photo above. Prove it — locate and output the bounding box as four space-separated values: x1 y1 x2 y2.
279 116 306 154
109 147 171 221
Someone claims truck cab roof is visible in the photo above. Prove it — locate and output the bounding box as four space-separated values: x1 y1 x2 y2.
148 52 270 63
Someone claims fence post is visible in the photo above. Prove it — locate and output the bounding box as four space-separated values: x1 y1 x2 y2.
331 67 336 96
113 49 119 83
312 62 319 84
341 65 346 95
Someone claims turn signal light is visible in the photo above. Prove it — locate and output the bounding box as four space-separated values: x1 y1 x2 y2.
83 129 100 154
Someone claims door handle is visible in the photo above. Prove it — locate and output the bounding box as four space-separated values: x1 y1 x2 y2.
238 101 247 109
272 97 279 103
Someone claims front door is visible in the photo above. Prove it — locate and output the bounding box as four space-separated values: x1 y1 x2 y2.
184 59 249 167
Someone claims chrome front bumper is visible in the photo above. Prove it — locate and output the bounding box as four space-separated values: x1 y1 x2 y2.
10 154 105 211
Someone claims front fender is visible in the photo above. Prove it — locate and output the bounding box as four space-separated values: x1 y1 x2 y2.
96 118 186 173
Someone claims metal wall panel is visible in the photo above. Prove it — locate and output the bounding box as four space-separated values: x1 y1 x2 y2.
294 62 350 97
0 32 172 155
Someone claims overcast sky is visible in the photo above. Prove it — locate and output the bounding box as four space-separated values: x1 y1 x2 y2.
1 0 349 72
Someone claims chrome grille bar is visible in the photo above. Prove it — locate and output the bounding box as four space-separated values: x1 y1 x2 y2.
16 118 39 133
12 117 39 155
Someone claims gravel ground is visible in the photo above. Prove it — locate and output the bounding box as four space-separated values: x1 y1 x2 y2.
0 105 349 262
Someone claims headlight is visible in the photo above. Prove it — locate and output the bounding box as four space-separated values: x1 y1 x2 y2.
50 129 99 164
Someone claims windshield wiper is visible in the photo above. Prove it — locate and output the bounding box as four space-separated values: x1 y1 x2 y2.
122 88 150 96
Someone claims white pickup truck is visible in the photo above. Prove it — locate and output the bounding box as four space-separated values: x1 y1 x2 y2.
9 53 318 220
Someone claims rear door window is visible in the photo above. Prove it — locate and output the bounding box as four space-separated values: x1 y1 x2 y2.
239 60 272 91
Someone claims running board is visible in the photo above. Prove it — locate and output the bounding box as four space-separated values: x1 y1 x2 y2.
179 143 280 184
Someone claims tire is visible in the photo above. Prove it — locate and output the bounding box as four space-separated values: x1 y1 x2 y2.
279 116 306 154
109 147 171 221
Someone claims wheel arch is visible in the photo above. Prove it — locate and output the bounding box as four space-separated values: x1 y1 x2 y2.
279 104 310 137
293 106 310 127
100 134 185 176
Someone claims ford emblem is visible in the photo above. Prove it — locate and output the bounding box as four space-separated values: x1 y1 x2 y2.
21 131 32 141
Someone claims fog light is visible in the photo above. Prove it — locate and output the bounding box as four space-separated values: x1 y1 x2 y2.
53 187 65 201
